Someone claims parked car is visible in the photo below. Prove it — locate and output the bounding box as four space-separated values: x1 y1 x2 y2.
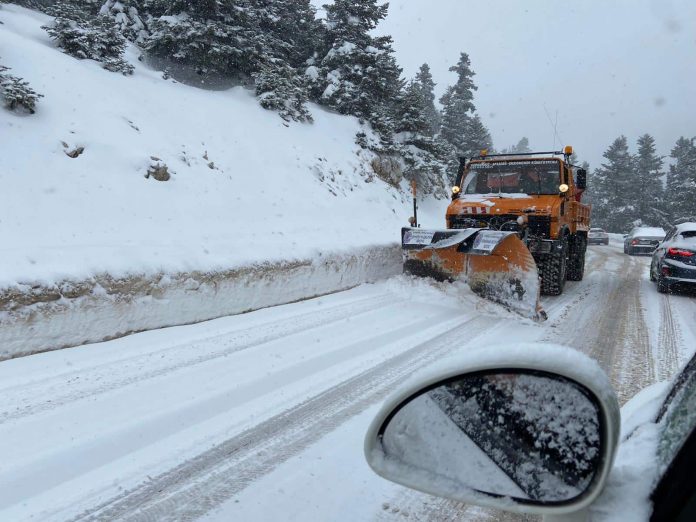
650 222 696 293
365 343 696 521
623 226 666 255
588 228 609 245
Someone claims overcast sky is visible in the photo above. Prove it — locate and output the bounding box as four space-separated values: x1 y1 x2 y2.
315 0 696 168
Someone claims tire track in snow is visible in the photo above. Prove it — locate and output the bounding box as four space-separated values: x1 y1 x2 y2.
657 294 682 381
583 254 654 403
541 246 610 324
0 293 397 424
545 250 654 403
68 316 495 522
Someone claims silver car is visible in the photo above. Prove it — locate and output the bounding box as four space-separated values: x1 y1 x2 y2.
588 227 609 245
623 226 665 255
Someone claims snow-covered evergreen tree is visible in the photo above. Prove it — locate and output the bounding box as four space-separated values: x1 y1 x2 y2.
253 0 320 68
461 113 493 156
439 53 477 154
248 0 318 121
146 0 317 120
588 136 636 232
43 2 134 74
666 137 696 223
308 0 402 137
99 0 148 43
634 134 667 226
413 63 439 135
255 64 312 122
145 0 262 80
393 80 449 195
0 63 43 113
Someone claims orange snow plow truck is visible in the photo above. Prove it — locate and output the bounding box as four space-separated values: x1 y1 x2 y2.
403 147 590 320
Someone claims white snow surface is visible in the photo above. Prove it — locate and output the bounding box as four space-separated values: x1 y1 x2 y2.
0 5 441 289
1 244 696 521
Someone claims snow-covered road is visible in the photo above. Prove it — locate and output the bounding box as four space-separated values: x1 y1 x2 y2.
1 241 694 521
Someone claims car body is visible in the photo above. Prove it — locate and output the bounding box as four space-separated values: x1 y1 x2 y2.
588 227 609 245
365 343 696 521
623 226 665 255
650 222 696 293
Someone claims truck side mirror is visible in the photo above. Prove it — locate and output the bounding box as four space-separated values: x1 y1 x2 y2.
576 168 587 190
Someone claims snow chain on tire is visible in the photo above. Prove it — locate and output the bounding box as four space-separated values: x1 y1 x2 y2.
567 235 586 282
538 239 568 296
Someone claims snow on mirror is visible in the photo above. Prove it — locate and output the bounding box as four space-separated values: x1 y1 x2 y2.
377 371 602 504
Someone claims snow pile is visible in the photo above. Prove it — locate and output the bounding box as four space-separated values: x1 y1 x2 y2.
0 244 401 360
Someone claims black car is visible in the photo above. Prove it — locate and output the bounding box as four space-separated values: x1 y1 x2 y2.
624 226 665 255
650 222 696 293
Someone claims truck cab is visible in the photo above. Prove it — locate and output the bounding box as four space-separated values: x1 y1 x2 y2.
448 148 591 295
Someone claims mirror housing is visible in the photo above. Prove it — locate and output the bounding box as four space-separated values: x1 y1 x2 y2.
365 343 620 516
576 169 587 190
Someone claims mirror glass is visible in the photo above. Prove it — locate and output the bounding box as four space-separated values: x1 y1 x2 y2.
378 371 601 504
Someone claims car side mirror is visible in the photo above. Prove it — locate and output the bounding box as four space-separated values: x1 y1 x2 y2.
365 344 620 516
576 169 587 190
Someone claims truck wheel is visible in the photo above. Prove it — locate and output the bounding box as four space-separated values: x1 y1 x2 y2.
567 235 586 281
539 240 568 295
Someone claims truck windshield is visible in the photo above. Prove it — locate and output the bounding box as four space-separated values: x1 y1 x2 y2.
462 161 562 196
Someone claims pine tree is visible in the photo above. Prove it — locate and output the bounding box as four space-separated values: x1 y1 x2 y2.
308 0 403 137
413 63 439 135
439 52 477 155
43 2 134 75
252 0 320 68
249 0 318 121
500 137 532 155
393 80 449 195
588 136 636 232
459 113 493 158
145 0 262 80
99 0 148 43
255 64 312 122
634 134 667 226
0 64 43 113
666 137 696 223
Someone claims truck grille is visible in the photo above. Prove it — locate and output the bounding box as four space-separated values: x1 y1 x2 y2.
449 214 518 230
449 213 552 238
528 216 551 238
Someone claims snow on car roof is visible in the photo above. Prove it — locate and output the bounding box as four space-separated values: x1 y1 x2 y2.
676 222 696 232
632 227 665 237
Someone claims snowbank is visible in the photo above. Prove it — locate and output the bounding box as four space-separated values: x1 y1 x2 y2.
0 244 401 360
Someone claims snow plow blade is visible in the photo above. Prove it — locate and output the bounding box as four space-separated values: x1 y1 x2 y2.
401 227 545 321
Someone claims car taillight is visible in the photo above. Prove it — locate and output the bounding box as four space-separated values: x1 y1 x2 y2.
667 247 695 257
631 239 638 245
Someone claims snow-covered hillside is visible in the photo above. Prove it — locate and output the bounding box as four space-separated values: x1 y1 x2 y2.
0 4 442 289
